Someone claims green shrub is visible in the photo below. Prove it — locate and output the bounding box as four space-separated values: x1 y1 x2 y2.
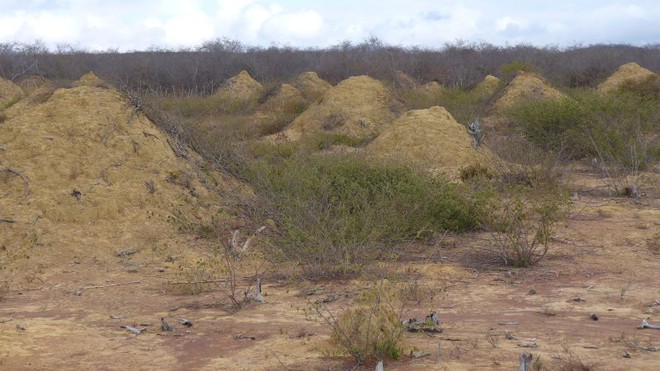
508 89 659 172
245 150 482 277
508 98 590 158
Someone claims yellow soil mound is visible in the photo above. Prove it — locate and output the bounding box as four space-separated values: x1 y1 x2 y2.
282 75 399 142
258 83 307 115
75 71 108 88
474 75 501 97
215 70 263 103
0 80 238 278
291 71 332 101
367 106 489 173
491 72 566 111
597 62 657 93
0 76 23 109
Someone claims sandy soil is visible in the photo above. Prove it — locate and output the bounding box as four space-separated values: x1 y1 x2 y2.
1 166 658 371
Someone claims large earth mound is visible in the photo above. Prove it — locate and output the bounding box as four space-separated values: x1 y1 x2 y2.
367 106 489 173
597 62 657 93
491 72 566 112
0 74 238 282
282 75 400 142
214 70 263 104
0 76 23 109
291 71 332 101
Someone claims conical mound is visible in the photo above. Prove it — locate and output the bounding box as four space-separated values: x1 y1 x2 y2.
214 70 264 103
282 75 400 142
597 62 657 93
0 82 238 269
75 71 108 88
367 106 489 172
0 76 24 109
474 75 501 97
491 72 566 112
291 71 332 101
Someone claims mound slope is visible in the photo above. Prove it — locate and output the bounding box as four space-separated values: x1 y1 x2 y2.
282 75 400 142
474 75 501 97
597 62 657 93
0 76 23 108
291 71 332 101
0 77 237 279
75 71 108 88
214 70 263 104
367 106 489 172
491 72 566 112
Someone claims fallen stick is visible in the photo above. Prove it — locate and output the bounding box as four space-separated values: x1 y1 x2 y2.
0 217 15 223
75 280 142 295
637 319 660 330
0 167 30 196
518 352 533 371
121 325 146 335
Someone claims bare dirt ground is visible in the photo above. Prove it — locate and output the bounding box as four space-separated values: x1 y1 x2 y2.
1 167 659 371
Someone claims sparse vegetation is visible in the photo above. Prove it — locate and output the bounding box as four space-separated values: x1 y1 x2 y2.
242 149 483 277
509 88 659 197
0 38 657 369
316 281 409 365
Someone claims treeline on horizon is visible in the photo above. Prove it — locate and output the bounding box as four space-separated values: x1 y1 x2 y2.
1 37 659 94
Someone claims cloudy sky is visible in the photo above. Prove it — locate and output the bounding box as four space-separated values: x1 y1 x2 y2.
0 0 658 51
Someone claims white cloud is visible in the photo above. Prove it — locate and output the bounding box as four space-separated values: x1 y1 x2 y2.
0 0 658 50
259 10 324 42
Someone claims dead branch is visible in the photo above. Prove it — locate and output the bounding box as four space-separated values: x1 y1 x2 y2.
31 213 42 226
100 162 123 186
75 280 142 295
637 319 660 330
228 226 267 258
0 217 16 223
0 167 30 196
121 325 146 335
238 226 267 257
518 352 533 371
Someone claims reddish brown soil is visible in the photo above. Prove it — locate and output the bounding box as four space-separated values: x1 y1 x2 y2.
1 168 659 370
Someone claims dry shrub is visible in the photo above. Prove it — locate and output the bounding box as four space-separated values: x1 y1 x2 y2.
318 281 406 365
469 138 569 267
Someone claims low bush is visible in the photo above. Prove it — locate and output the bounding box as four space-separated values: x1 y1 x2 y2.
317 281 406 365
484 189 568 267
508 89 659 197
244 149 482 277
